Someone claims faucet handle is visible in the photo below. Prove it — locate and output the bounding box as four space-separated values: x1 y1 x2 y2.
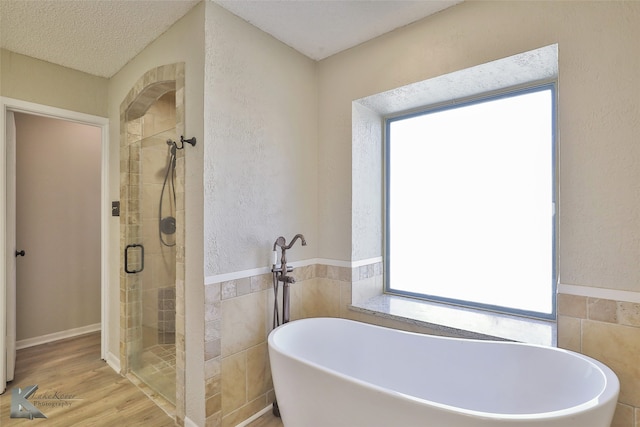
271 265 294 274
278 275 296 284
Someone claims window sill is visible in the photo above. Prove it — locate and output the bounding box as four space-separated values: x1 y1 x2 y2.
349 294 556 346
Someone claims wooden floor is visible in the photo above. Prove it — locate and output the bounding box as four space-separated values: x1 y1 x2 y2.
0 332 175 426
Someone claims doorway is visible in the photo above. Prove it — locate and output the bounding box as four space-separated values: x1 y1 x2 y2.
14 112 101 345
1 98 109 393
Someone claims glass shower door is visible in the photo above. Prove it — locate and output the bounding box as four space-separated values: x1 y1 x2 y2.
124 92 177 405
136 129 177 404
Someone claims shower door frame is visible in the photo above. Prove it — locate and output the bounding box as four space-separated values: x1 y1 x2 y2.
0 96 110 392
119 63 186 419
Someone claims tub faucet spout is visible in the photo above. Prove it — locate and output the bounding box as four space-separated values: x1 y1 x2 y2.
272 234 307 271
273 234 307 252
285 234 307 250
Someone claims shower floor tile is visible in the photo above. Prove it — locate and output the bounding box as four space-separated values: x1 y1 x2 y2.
134 343 176 404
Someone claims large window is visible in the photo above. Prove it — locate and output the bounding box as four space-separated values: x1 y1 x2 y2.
385 85 556 319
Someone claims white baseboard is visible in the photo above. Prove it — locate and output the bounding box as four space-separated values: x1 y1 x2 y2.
183 404 271 427
105 350 120 373
235 405 272 427
16 323 101 350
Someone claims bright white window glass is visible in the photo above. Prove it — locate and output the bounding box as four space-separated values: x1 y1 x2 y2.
387 87 554 317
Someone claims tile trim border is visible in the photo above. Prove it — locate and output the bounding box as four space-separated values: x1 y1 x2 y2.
559 283 640 304
204 257 382 285
205 266 640 304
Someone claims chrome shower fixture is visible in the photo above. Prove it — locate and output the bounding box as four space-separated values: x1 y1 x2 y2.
270 233 307 419
272 233 307 268
166 135 196 150
271 234 307 326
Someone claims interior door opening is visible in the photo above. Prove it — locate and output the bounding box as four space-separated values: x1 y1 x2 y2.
13 112 102 348
1 98 109 394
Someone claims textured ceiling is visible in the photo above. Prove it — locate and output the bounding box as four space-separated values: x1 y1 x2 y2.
0 0 200 78
214 0 463 61
0 0 462 78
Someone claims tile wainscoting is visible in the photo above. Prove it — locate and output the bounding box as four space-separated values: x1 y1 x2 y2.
203 262 356 427
203 262 640 427
557 291 640 427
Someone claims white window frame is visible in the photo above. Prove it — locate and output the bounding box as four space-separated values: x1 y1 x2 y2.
383 83 558 320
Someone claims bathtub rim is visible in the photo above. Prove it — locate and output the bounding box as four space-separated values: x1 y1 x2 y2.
268 317 620 422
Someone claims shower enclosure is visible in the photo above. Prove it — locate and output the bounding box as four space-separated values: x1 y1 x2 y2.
120 64 186 415
129 90 177 403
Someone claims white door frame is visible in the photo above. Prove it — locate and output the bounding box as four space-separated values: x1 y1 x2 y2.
1 97 110 392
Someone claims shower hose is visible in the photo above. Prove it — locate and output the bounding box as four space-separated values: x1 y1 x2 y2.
272 271 280 329
159 143 177 247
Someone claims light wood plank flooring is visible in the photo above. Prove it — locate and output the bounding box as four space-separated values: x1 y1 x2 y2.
0 332 175 426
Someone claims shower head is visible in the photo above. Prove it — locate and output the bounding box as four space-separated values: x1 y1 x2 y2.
166 140 177 157
273 236 286 251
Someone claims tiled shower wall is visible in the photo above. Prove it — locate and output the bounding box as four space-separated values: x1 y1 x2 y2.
205 261 640 427
140 92 177 347
557 294 640 427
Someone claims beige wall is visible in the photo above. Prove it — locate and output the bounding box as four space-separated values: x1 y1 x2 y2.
107 2 205 424
14 112 101 340
0 46 108 346
203 3 318 425
203 3 318 276
318 1 640 289
0 49 108 117
315 2 640 426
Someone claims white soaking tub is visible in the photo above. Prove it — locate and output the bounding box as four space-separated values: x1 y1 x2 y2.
268 317 619 427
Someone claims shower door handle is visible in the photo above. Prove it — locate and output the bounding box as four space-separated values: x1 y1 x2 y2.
124 243 145 274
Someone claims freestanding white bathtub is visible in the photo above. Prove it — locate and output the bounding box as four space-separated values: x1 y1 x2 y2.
268 317 619 427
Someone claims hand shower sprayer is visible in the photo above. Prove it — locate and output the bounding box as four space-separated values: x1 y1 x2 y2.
158 135 197 247
159 141 177 246
271 234 307 327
